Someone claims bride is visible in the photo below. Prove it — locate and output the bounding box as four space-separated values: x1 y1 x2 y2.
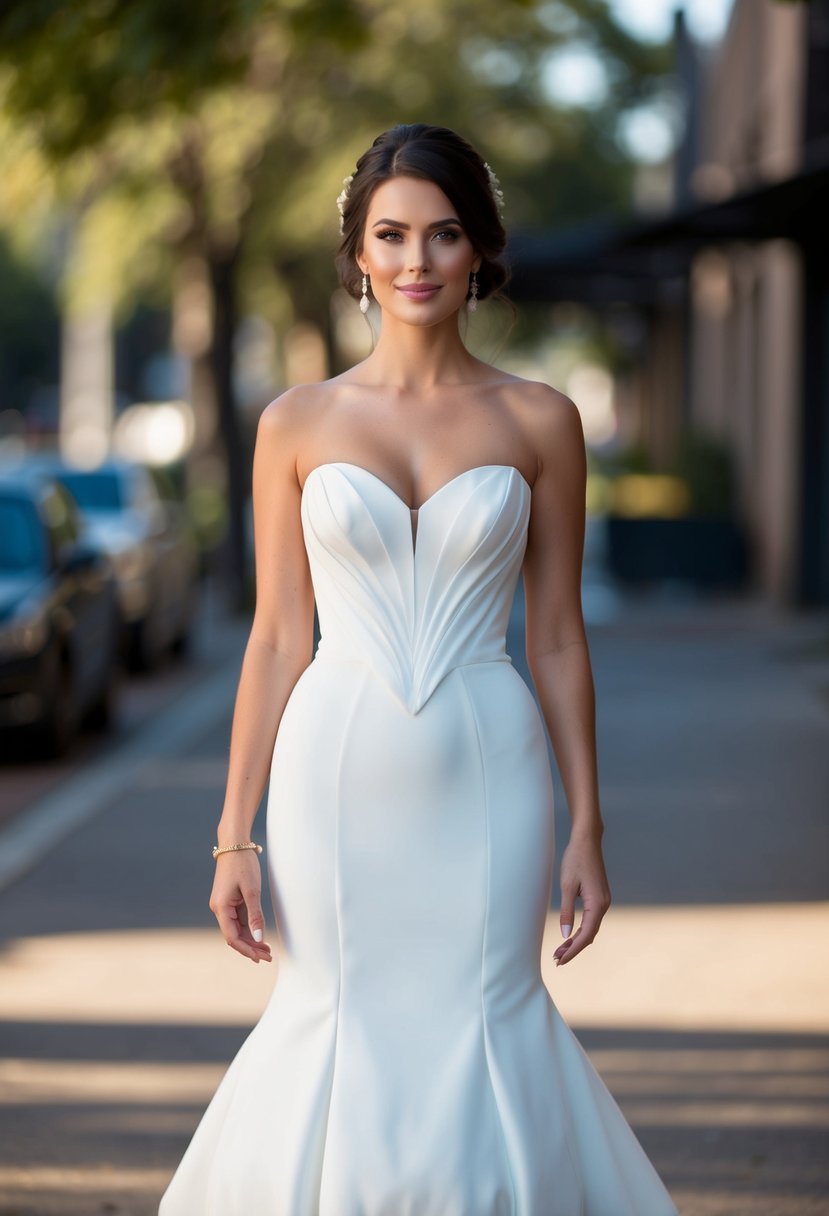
159 123 678 1215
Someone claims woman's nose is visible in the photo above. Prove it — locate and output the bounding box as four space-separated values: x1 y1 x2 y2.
408 241 431 272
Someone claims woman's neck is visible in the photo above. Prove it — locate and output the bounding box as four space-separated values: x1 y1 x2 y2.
358 313 480 391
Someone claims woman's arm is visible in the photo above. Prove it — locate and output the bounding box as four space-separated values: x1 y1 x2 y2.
209 389 316 964
521 387 611 967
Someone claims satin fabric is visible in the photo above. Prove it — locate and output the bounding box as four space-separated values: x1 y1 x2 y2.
159 462 678 1215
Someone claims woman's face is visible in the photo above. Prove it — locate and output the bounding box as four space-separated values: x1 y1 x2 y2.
356 176 481 325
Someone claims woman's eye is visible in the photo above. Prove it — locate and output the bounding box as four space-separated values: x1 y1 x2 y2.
375 228 461 242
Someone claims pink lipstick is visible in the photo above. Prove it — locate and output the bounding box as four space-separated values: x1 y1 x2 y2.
396 284 442 301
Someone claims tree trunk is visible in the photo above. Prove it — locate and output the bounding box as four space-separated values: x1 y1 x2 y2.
209 244 248 613
171 251 219 458
59 302 114 465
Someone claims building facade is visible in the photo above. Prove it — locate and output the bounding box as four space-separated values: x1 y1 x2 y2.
509 0 829 607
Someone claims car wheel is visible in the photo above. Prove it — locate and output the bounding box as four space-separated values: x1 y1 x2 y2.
170 583 197 659
85 654 121 732
129 605 165 672
87 605 123 731
37 655 78 758
170 621 191 658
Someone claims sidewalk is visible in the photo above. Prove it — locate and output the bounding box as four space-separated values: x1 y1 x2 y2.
0 580 827 1215
553 581 829 1215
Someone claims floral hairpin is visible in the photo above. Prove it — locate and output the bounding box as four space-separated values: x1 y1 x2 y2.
337 174 354 235
483 162 505 215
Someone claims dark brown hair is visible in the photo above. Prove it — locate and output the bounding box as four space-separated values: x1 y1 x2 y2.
335 123 509 306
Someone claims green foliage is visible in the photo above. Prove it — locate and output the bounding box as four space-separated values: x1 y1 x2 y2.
597 440 654 475
594 426 737 516
0 0 679 367
0 0 259 157
669 427 737 517
0 233 60 409
0 0 688 603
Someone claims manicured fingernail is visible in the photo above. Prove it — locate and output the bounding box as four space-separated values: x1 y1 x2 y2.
561 924 572 939
253 928 263 943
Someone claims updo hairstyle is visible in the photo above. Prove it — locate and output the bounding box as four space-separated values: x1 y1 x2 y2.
335 123 509 307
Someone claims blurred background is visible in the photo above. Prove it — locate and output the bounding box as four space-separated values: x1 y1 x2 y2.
0 1 827 1213
0 0 825 617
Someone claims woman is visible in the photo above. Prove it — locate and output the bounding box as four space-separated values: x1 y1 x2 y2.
160 123 678 1215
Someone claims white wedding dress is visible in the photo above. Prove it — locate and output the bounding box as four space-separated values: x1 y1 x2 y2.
159 461 678 1215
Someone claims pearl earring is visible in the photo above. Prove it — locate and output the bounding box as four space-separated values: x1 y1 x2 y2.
360 274 370 314
467 271 479 313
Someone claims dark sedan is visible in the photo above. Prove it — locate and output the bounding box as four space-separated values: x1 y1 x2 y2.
0 470 121 757
28 455 199 670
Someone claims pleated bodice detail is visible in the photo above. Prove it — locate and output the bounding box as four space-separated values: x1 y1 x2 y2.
300 462 531 714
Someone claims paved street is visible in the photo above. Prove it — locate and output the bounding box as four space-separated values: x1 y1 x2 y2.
0 566 827 1215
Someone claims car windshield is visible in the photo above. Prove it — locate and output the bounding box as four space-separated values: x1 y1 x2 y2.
58 470 122 511
0 499 44 570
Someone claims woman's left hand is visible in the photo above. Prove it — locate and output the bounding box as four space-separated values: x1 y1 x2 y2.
209 852 273 965
553 828 612 966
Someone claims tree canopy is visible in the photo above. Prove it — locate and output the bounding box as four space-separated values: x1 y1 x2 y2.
0 0 675 326
0 0 679 602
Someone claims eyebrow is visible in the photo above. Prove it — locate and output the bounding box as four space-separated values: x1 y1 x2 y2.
371 217 462 229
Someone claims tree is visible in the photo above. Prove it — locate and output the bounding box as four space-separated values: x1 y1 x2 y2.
0 0 673 606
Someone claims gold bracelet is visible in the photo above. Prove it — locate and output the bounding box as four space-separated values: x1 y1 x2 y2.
211 842 263 860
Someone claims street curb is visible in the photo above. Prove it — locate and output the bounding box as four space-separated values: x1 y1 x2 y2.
0 655 242 894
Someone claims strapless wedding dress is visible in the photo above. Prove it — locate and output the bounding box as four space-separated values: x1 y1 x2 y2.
159 462 678 1216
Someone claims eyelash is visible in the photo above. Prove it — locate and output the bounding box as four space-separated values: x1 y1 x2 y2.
375 229 460 242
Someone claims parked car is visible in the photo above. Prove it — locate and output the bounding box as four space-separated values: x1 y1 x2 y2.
27 455 200 671
0 468 121 757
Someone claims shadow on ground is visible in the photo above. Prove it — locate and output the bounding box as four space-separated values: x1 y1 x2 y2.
0 1020 826 1216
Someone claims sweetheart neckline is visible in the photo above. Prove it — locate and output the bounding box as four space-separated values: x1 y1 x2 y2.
301 461 532 514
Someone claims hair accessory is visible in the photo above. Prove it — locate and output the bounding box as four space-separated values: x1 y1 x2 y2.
212 841 263 860
360 273 370 313
467 271 479 312
337 174 354 234
483 162 505 215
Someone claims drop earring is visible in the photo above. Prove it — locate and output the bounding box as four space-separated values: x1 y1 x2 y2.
467 271 479 313
360 273 370 314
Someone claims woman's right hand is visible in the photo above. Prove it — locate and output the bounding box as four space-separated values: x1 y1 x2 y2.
209 853 273 964
553 828 611 967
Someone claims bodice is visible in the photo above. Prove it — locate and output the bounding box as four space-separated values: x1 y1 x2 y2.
300 462 531 714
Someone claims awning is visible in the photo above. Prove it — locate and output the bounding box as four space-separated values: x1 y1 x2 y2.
506 154 829 303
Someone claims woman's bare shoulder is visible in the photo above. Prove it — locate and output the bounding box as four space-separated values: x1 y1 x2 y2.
255 382 346 486
497 376 584 467
259 380 343 433
496 372 574 410
259 380 351 455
